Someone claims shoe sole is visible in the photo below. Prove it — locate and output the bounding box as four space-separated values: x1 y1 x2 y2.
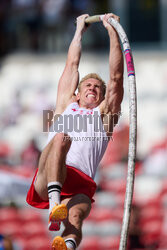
50 204 68 222
52 236 67 250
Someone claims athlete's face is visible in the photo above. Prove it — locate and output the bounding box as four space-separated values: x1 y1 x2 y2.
77 78 104 109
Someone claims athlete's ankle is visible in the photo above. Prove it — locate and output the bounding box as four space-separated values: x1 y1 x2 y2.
65 238 77 250
47 181 62 214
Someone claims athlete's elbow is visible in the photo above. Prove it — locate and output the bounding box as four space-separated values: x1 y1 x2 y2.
111 103 121 115
108 81 124 100
109 73 123 84
109 91 124 114
66 60 79 70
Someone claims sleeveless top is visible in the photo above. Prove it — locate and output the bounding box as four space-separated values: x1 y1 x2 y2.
47 102 109 180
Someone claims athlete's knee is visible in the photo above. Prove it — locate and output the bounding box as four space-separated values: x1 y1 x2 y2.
69 207 85 228
53 133 71 152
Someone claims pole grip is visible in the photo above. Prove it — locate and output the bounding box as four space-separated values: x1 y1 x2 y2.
85 15 104 24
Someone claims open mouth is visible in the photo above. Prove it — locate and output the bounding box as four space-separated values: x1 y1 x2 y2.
87 94 96 98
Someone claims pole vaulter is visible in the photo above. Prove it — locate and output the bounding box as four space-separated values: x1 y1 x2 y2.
26 13 137 250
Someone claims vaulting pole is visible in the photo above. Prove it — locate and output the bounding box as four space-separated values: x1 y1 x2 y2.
85 15 137 250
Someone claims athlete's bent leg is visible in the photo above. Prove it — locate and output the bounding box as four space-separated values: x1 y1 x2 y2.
34 132 71 200
34 133 71 230
56 194 92 249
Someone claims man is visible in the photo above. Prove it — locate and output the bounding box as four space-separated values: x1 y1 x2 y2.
26 13 123 250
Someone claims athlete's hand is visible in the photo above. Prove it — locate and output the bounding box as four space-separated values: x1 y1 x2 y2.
103 13 120 33
76 14 90 34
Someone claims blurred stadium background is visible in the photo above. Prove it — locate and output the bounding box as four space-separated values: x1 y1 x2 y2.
0 0 167 249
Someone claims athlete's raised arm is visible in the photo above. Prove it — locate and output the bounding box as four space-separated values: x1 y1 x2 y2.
56 14 89 110
100 13 124 117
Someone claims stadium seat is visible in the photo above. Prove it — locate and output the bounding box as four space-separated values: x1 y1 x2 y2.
99 236 120 250
19 208 43 223
86 206 123 222
79 236 120 250
100 179 126 194
0 207 19 224
22 222 48 239
24 236 51 250
0 222 23 239
79 236 99 250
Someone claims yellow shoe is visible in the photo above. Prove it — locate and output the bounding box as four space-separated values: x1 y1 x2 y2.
52 236 67 250
49 204 68 222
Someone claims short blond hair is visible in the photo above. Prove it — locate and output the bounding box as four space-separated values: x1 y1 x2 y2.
78 73 106 96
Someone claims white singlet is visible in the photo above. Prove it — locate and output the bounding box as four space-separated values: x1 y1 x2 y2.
47 102 109 180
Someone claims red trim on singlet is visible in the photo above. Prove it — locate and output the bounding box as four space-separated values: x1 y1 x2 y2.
26 165 97 209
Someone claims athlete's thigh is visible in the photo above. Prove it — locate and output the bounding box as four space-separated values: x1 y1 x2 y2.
34 133 70 200
61 194 92 226
34 138 54 200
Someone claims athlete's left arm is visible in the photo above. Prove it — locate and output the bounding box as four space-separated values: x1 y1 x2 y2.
101 14 124 117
